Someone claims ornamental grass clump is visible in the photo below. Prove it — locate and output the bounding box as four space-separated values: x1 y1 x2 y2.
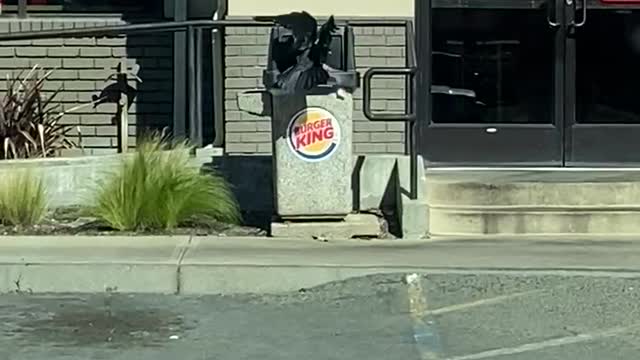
91 133 241 231
0 169 47 226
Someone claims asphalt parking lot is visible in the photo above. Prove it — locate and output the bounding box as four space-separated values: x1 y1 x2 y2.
2 272 640 360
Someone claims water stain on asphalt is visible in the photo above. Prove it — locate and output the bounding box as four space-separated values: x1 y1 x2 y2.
3 295 197 348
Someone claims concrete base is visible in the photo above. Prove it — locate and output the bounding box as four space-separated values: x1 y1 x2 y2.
354 154 429 239
212 154 431 238
400 199 429 239
270 213 383 240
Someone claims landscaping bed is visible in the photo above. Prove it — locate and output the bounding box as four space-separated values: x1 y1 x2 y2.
0 207 266 237
0 123 254 237
0 66 264 239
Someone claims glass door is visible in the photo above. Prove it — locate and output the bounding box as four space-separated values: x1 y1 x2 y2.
420 0 566 166
566 0 640 165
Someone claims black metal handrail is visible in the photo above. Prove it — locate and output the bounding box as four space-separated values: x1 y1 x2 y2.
362 68 416 122
0 19 412 42
0 18 415 148
0 19 270 149
0 20 248 41
362 20 419 200
0 19 257 149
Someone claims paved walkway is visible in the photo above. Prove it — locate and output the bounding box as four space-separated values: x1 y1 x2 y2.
2 235 640 294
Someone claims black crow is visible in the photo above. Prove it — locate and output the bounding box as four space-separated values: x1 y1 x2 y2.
92 83 137 109
91 62 140 109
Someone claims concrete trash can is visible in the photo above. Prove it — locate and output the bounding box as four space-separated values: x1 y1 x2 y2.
238 24 360 221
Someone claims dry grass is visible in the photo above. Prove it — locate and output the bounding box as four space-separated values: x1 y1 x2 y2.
90 133 241 231
0 169 48 226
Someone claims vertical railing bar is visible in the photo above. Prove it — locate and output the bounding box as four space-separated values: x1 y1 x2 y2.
172 0 188 139
193 27 204 147
18 0 27 18
117 58 129 154
407 20 418 201
187 25 198 147
211 0 227 147
404 21 412 158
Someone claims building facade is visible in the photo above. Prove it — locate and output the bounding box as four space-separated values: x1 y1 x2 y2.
1 0 639 167
0 0 172 156
0 0 412 159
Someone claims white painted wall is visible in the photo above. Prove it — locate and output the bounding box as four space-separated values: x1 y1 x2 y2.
227 0 413 17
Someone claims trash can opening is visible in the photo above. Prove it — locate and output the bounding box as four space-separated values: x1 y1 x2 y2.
261 17 360 94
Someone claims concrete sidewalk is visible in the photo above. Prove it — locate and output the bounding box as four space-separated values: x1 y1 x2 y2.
2 235 640 295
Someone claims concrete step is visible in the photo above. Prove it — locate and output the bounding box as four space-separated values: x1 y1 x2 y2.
424 169 640 236
427 181 640 207
426 173 640 207
429 208 640 236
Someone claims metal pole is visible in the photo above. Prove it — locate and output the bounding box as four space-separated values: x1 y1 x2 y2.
187 25 200 147
407 22 418 200
117 58 129 153
211 2 226 148
193 27 204 147
408 94 417 193
173 0 188 139
17 0 26 18
404 22 413 198
416 0 431 200
409 97 417 200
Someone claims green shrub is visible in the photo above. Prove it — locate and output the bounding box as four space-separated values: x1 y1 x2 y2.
0 169 47 226
91 134 241 231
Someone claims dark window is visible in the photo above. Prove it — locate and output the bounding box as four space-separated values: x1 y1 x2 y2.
576 10 640 124
431 8 554 124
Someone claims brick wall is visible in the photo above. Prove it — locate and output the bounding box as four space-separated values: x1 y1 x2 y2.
0 17 173 156
224 23 409 155
0 17 409 158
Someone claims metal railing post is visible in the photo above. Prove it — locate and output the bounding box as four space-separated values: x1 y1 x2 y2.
173 0 188 139
405 22 418 200
211 0 227 148
362 21 419 200
116 57 129 154
187 25 203 147
17 0 27 18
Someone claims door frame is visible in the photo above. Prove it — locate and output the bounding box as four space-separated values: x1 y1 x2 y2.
564 0 640 166
416 0 567 167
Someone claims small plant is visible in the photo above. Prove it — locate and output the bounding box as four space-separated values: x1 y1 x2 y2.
0 169 48 226
91 133 241 231
0 65 84 159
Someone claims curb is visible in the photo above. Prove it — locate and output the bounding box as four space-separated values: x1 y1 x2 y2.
2 235 640 295
0 235 188 294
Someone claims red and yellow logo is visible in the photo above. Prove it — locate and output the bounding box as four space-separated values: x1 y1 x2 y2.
287 107 341 162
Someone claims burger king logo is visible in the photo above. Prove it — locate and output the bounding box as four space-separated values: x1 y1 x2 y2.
287 107 341 162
